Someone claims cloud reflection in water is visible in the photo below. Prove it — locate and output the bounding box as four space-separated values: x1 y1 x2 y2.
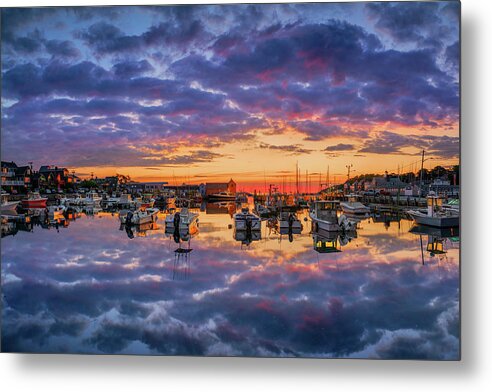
1 212 459 358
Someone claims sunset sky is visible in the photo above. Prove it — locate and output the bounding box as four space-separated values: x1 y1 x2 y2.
1 2 460 191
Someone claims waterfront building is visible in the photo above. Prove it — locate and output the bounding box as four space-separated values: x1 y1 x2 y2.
203 179 236 197
1 161 32 193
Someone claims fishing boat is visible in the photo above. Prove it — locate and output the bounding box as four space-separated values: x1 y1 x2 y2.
136 196 155 209
1 192 19 213
120 208 159 226
117 193 137 209
407 193 459 228
21 192 48 209
165 207 199 231
340 194 370 215
309 200 355 232
278 211 303 231
82 191 102 206
234 207 261 231
208 191 236 201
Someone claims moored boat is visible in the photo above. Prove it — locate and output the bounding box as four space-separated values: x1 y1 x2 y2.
165 207 199 231
120 208 159 226
407 194 459 228
208 191 236 201
340 194 370 215
21 192 48 209
1 192 19 213
309 200 356 232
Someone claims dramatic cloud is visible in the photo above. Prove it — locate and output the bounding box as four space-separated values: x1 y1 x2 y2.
324 143 355 152
258 142 312 155
358 131 459 159
1 3 459 169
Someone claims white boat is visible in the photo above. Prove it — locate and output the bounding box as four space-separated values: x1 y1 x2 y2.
64 192 101 207
83 191 102 206
309 200 356 232
408 194 459 228
120 208 159 225
165 208 199 231
234 207 261 231
340 194 370 215
278 211 303 230
117 193 137 209
1 192 19 213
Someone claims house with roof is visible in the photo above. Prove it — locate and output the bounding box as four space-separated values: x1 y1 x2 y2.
203 179 236 197
1 161 32 193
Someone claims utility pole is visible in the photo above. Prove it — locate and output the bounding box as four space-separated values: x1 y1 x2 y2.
419 150 425 198
346 164 353 182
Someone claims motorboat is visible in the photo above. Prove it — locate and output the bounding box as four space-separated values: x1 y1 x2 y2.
83 191 102 206
1 192 19 213
211 191 235 200
120 208 159 226
340 194 370 215
208 191 236 201
21 192 48 209
278 211 303 231
117 193 137 209
233 207 261 231
165 208 199 231
309 200 356 232
407 193 459 228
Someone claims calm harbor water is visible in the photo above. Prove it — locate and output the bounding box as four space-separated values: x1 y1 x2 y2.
1 205 460 359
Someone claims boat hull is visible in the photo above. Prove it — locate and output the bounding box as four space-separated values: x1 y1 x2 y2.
21 199 48 209
340 202 370 215
1 201 20 213
408 212 459 228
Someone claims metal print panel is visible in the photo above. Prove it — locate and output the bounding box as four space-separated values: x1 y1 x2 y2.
0 1 460 359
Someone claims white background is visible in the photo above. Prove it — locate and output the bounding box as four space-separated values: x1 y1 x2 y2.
1 0 490 390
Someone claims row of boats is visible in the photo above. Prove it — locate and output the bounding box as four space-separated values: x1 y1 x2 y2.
2 190 460 232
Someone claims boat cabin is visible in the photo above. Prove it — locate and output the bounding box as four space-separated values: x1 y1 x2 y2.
426 194 444 217
310 200 339 217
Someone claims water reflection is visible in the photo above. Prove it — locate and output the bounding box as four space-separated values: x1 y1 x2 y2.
1 205 459 359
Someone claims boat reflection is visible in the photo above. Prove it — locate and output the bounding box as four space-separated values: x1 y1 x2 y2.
121 221 161 239
165 225 195 281
234 228 261 247
312 227 357 253
409 224 460 264
201 201 236 217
